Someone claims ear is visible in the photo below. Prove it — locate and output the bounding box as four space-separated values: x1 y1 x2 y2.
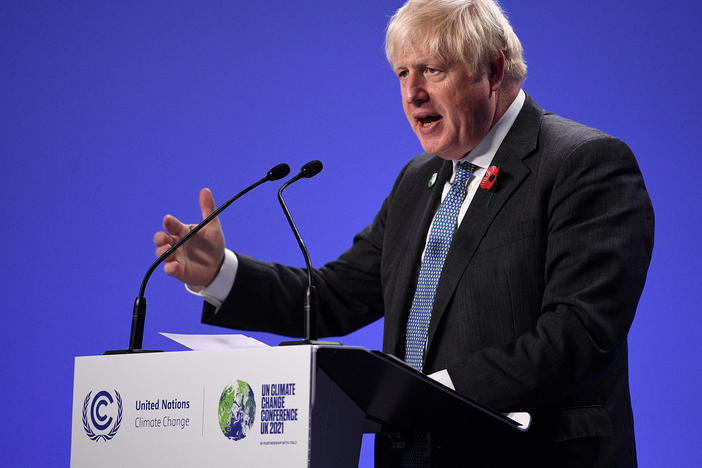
488 50 506 92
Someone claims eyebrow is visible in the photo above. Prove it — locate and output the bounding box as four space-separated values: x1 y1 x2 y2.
394 58 452 70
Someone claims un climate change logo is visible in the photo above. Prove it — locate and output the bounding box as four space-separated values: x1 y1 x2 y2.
82 390 123 441
218 381 255 441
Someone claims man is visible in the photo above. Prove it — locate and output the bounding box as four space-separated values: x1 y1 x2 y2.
154 0 653 466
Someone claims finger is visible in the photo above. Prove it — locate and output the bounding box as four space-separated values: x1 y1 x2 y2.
163 260 183 278
163 214 190 237
199 188 218 221
153 230 173 247
155 244 174 259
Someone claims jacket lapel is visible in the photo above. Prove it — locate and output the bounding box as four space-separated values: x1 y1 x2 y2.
384 157 453 357
424 95 544 354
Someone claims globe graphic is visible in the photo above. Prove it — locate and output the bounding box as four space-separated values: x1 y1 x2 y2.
218 381 256 440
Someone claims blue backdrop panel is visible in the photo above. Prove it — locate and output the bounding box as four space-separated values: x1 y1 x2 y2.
1 0 700 466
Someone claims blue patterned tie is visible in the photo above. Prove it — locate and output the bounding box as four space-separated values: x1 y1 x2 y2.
405 161 475 371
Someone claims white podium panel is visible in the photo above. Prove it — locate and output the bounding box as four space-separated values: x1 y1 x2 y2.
71 347 313 467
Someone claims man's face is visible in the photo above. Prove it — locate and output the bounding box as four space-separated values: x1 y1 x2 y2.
393 46 498 160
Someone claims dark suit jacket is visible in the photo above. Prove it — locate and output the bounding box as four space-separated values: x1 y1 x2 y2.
203 95 654 467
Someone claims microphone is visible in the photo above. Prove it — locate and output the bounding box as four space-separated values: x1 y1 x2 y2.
105 163 291 355
276 161 339 346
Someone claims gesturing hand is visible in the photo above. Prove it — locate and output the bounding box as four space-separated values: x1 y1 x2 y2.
153 188 226 288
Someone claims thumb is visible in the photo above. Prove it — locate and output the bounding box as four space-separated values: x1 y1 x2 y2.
199 187 218 221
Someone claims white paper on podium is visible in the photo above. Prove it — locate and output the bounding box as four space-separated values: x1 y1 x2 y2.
428 368 531 430
159 332 270 350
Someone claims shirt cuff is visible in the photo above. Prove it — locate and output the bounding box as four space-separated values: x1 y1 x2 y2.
185 249 238 310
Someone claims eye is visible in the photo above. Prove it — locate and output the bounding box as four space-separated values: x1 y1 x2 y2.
398 70 408 78
427 67 439 74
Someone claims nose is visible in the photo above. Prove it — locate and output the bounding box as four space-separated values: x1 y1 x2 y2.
405 73 428 106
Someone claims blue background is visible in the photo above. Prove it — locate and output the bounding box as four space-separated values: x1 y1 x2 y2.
2 1 700 466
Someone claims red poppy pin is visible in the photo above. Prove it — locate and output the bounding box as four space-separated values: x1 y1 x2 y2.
480 165 500 206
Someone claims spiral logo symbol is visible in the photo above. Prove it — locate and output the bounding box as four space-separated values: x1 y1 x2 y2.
82 390 123 442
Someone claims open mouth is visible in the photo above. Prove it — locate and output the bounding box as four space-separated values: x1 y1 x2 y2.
418 115 442 127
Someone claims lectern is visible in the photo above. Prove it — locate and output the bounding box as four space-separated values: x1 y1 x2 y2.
71 345 525 467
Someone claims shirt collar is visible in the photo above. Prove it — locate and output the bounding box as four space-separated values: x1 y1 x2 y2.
452 89 526 176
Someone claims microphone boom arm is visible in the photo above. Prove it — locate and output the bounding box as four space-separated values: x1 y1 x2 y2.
277 177 316 341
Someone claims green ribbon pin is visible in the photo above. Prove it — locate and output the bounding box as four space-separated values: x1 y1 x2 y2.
428 172 437 187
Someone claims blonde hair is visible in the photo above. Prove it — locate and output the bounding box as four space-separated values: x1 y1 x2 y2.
385 0 527 82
